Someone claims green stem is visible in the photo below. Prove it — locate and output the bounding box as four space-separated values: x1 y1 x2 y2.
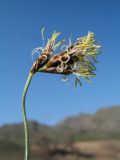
22 71 34 160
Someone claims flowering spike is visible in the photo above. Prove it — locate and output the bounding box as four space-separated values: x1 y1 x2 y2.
31 31 101 86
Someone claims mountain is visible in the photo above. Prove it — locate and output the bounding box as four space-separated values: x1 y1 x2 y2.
56 106 120 141
0 106 120 160
57 105 120 133
0 106 120 144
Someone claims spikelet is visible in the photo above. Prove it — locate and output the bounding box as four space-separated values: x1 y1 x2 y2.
32 31 101 87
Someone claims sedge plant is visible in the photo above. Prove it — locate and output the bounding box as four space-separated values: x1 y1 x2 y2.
22 29 101 160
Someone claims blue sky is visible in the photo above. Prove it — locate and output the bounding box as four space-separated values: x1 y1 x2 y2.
0 0 120 126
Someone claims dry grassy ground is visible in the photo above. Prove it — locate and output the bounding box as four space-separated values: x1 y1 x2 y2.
73 140 120 160
0 139 120 160
29 139 120 160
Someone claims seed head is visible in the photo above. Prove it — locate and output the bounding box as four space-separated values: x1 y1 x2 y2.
31 31 101 87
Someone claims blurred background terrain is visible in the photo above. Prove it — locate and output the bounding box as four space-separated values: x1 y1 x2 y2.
0 105 120 160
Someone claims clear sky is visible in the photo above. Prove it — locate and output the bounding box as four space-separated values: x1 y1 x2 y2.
0 0 120 126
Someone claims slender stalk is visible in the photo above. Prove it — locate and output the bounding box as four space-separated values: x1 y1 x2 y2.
22 71 34 160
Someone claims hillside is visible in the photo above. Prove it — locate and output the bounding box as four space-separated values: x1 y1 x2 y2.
56 106 120 140
0 106 120 160
0 106 120 144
